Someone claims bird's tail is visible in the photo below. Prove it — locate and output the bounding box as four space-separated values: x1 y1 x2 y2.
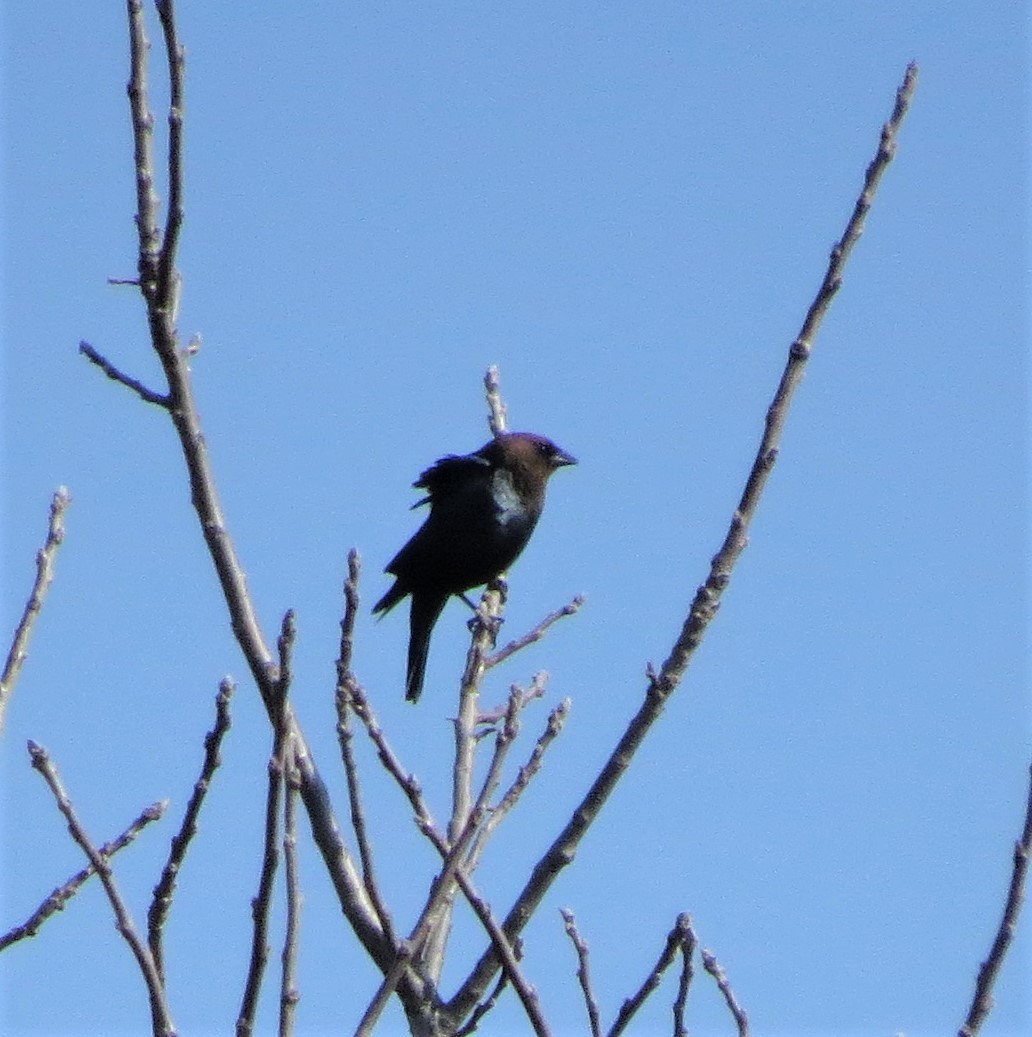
406 593 448 703
372 579 406 616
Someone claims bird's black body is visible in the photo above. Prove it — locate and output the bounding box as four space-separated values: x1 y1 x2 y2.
373 432 576 702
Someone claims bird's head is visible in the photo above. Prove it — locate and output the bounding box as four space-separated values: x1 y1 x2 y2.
493 432 577 484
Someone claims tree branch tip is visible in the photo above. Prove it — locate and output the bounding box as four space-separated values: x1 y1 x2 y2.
78 340 170 407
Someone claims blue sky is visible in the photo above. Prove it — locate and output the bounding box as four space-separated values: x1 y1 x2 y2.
1 3 1029 1036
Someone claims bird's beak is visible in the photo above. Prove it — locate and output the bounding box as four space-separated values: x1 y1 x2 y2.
553 448 577 468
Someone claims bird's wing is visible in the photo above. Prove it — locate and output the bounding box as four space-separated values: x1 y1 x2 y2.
411 453 492 509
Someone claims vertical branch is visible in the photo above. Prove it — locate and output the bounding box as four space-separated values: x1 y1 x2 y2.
236 731 285 1037
424 370 513 981
98 0 396 983
672 919 697 1037
125 0 161 293
149 677 235 982
279 742 303 1036
1 487 71 735
560 910 602 1037
483 364 508 437
336 551 397 945
238 613 295 1036
154 0 184 311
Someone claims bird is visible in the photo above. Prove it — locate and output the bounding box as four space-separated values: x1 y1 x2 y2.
373 431 576 702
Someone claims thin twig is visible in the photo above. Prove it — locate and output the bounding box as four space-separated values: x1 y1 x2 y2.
426 582 505 979
154 0 185 314
466 690 570 873
238 612 298 1037
560 909 601 1037
28 741 175 1036
149 677 234 982
473 671 549 727
485 596 584 669
280 739 303 1037
609 913 694 1037
277 610 296 697
1 487 72 735
78 341 170 406
447 62 919 1020
454 972 509 1037
336 551 397 946
124 0 161 291
349 682 439 832
484 365 508 437
0 800 166 951
701 948 749 1037
237 740 286 1036
672 917 697 1037
958 759 1032 1037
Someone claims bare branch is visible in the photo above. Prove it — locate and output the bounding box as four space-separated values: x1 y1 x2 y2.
701 947 749 1037
0 800 166 951
958 759 1032 1037
672 918 697 1037
425 582 506 978
446 872 551 1037
1 488 71 735
484 364 508 437
609 913 693 1037
28 741 175 1036
349 682 439 834
336 552 397 945
125 0 161 292
154 0 185 312
453 586 507 838
79 341 170 406
448 62 919 1020
279 742 303 1037
237 738 286 1036
357 803 491 1036
239 613 299 1036
347 683 548 1036
148 678 233 981
466 690 569 873
103 0 392 982
454 973 509 1037
485 595 584 669
560 909 601 1037
363 691 524 1031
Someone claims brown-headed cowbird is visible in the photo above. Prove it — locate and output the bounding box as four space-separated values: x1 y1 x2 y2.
373 431 576 702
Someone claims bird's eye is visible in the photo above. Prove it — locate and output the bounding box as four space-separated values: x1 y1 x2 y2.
536 441 552 457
